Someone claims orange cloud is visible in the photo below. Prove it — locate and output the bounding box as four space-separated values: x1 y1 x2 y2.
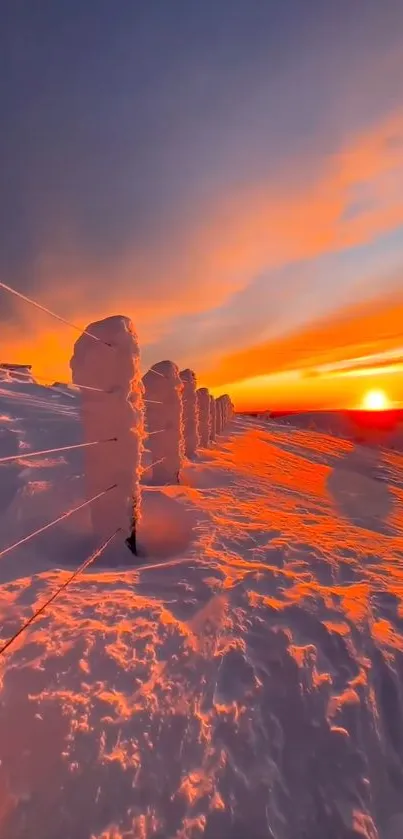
23 109 403 323
203 291 403 390
3 109 403 383
187 110 403 296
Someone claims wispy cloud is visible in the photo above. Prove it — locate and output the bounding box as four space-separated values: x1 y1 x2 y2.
202 290 403 388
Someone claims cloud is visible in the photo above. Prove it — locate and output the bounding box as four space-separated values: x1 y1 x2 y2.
137 110 403 373
192 109 403 283
154 108 403 330
202 290 403 389
2 90 403 382
3 1 403 398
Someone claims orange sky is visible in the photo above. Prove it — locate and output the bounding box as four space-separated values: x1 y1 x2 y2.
2 106 403 411
2 285 402 413
203 292 403 410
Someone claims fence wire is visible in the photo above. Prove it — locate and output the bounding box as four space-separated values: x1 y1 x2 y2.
0 484 117 560
0 528 121 657
0 367 108 394
142 456 167 474
0 281 113 348
0 438 117 465
1 367 166 400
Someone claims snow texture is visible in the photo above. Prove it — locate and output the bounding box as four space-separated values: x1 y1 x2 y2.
143 360 184 485
70 315 144 545
180 368 199 458
2 383 403 838
196 388 211 448
209 395 217 443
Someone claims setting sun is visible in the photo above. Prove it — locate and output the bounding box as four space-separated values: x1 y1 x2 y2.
361 388 390 411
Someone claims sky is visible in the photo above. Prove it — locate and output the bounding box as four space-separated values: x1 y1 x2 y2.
1 0 403 410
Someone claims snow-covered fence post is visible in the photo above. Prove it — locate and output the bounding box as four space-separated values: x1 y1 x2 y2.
215 397 221 435
216 395 224 434
143 360 184 484
221 398 225 431
196 387 210 447
180 369 199 458
221 395 228 428
209 395 216 444
221 394 232 429
70 315 144 554
223 394 231 427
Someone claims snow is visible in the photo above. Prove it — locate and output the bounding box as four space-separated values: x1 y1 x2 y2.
0 364 34 383
180 369 199 459
70 315 145 549
1 379 403 838
143 360 184 485
196 388 210 448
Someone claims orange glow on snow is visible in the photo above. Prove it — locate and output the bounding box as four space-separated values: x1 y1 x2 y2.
1 401 403 834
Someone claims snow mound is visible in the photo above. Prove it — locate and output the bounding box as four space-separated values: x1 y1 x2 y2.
137 488 201 559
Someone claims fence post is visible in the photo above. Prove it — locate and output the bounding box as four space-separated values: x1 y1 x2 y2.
143 360 184 484
180 369 199 458
222 394 230 427
216 395 224 434
70 315 144 554
209 395 216 443
196 387 210 447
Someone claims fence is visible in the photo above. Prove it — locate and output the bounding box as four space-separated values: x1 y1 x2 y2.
0 280 234 655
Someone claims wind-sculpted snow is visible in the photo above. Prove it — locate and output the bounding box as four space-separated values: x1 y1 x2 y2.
0 392 403 838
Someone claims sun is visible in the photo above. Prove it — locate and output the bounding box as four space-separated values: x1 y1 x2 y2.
361 388 390 411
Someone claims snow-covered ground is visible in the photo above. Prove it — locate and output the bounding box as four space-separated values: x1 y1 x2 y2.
1 379 403 839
